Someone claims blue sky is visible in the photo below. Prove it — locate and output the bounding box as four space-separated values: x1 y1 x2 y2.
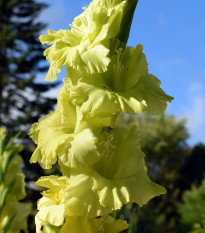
38 0 205 145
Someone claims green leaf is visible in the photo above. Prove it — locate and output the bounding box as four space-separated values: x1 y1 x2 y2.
179 179 205 226
5 132 21 151
1 214 15 233
1 201 32 233
1 149 15 181
0 128 7 156
0 180 15 214
2 154 26 202
0 129 31 233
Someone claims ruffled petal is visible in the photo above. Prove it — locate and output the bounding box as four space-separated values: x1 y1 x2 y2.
31 130 71 169
75 45 110 74
35 176 68 226
93 166 166 209
30 113 101 169
141 74 174 115
70 74 121 119
115 88 147 115
64 127 166 217
69 45 173 116
37 204 65 226
35 175 128 232
59 128 100 168
105 45 148 92
95 126 145 179
35 175 68 204
31 119 167 220
35 214 128 233
36 215 61 233
40 29 66 45
39 0 127 80
65 172 106 217
60 216 89 233
45 64 59 82
65 168 165 218
29 80 102 169
93 126 166 209
60 215 128 233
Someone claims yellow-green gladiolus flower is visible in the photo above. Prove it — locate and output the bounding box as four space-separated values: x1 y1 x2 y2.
35 127 165 220
35 176 128 233
69 45 173 118
36 176 128 233
35 176 68 227
30 0 173 231
36 214 128 233
61 126 166 217
29 79 105 169
40 0 127 81
60 215 128 233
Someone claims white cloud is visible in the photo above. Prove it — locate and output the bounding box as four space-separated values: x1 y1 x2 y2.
159 58 188 70
183 83 205 144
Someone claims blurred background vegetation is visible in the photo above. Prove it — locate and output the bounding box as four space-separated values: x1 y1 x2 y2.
0 0 205 232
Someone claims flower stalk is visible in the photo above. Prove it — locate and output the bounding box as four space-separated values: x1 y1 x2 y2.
116 0 139 43
29 0 174 232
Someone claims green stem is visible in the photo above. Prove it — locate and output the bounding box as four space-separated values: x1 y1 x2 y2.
116 0 139 44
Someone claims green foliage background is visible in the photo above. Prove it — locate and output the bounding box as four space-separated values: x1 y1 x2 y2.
116 114 205 233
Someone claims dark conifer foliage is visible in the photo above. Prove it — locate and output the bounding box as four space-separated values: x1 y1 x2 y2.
0 0 59 140
0 3 60 230
180 143 205 190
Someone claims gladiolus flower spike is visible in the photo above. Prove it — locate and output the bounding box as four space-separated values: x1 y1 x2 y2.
30 0 174 232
